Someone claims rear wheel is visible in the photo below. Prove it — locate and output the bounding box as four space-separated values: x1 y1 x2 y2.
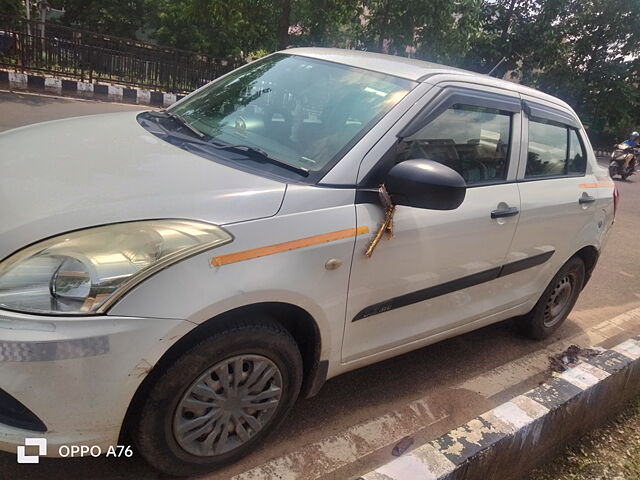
132 317 303 476
518 256 585 340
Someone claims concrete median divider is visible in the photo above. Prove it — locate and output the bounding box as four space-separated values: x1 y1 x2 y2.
359 336 640 480
0 69 184 107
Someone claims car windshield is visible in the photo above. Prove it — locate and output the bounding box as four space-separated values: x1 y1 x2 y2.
167 53 415 175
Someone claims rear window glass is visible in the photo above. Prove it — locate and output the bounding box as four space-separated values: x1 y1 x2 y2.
526 119 587 178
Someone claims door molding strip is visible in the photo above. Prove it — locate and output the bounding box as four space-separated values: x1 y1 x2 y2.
352 250 554 322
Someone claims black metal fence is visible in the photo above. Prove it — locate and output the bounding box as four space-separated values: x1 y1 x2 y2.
0 17 237 93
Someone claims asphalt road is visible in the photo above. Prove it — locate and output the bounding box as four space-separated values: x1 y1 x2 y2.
0 91 144 132
1 90 639 480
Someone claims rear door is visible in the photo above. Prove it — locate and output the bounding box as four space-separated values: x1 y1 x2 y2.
505 96 601 302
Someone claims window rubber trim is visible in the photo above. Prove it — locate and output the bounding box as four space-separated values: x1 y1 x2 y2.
398 87 522 139
522 100 580 129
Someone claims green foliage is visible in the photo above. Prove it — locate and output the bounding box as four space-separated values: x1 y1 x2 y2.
529 0 640 137
0 0 23 18
290 0 363 47
51 0 145 38
356 0 482 64
143 0 281 58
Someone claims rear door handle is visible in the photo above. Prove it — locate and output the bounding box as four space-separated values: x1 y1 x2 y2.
579 194 596 204
491 206 520 218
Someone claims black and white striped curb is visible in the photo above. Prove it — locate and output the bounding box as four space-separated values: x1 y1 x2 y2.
0 70 186 107
359 336 640 480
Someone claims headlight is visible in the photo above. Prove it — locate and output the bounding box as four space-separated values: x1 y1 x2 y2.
0 220 232 315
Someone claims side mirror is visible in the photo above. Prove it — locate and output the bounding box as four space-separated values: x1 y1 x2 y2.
385 159 466 210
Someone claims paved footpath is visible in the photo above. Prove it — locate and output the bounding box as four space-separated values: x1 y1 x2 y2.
1 90 640 480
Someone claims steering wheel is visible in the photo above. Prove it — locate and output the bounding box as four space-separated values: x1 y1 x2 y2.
408 141 459 162
462 158 489 180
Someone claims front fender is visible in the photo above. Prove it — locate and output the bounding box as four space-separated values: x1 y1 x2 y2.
108 204 359 368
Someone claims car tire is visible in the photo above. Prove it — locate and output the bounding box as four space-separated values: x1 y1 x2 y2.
131 317 303 477
518 256 585 340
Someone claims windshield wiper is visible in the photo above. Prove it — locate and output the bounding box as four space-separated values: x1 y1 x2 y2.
151 110 205 139
143 112 309 177
212 144 310 176
166 112 205 139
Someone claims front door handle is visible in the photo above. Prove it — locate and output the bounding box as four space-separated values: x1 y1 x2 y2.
491 206 520 218
579 194 596 205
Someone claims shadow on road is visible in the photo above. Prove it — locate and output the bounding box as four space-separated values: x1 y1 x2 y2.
0 90 84 106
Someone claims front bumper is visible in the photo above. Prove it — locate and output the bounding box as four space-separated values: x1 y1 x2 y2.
0 308 194 457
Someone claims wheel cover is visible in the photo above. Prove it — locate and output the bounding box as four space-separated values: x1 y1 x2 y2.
543 274 573 327
173 354 283 457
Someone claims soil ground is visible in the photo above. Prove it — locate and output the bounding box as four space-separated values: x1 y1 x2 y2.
531 397 640 480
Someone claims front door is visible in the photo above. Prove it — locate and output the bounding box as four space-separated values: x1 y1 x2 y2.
343 88 524 363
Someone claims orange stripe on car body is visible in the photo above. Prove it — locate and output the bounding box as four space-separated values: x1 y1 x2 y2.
579 181 614 189
211 226 370 267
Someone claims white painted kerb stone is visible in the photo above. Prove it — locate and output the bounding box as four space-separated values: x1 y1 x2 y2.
612 338 640 360
77 82 93 96
8 72 27 89
163 93 177 107
108 85 123 101
137 89 151 105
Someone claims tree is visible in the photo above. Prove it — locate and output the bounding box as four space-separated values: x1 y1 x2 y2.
413 0 482 64
52 0 145 38
355 0 482 64
276 0 291 50
0 0 23 19
144 0 280 58
288 0 363 47
464 0 640 141
529 0 640 136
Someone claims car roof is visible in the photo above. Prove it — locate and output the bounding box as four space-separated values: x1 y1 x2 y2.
285 47 573 112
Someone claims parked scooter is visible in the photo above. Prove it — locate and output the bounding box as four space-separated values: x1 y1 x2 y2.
609 143 638 180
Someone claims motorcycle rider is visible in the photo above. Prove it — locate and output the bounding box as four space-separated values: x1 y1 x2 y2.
621 131 639 170
623 131 639 147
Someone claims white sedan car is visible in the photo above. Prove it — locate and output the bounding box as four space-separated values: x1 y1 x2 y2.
0 48 615 475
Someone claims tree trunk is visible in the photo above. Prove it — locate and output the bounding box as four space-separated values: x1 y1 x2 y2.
277 0 291 50
25 0 31 37
499 0 517 42
377 0 391 53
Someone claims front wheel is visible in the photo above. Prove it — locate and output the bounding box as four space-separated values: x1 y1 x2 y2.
518 256 585 340
131 317 303 476
609 163 618 179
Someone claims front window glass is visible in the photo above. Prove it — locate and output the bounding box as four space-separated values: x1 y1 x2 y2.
397 105 512 185
169 54 414 175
